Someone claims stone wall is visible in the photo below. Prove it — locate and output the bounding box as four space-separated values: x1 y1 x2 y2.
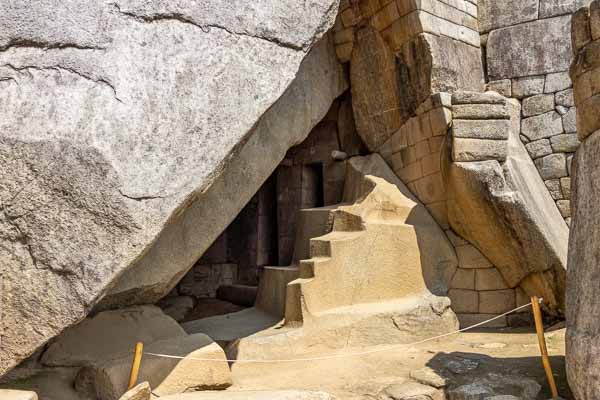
567 3 600 399
481 0 590 224
377 93 530 327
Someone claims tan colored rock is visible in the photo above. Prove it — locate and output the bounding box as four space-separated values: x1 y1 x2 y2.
455 245 493 269
451 269 475 290
0 390 38 400
75 334 231 400
448 289 478 314
119 382 151 400
159 391 334 400
42 306 185 367
479 290 516 314
476 268 510 291
452 138 508 162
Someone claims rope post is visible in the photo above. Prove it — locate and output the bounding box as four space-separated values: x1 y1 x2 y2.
531 296 559 399
128 342 144 390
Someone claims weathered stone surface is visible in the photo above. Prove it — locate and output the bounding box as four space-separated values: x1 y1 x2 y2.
551 133 580 152
475 268 510 291
512 76 546 99
522 94 555 117
0 391 38 400
451 268 475 290
452 105 509 120
540 0 590 19
447 374 540 400
563 107 578 133
521 111 565 141
534 153 568 179
546 179 564 200
351 25 401 151
451 91 505 105
557 199 571 218
487 16 573 80
381 382 444 400
486 80 512 97
447 102 568 315
0 0 345 376
556 88 575 107
41 306 185 367
479 289 516 314
75 334 232 400
409 367 449 389
452 120 510 140
448 289 478 313
545 71 572 93
567 131 600 400
478 0 538 33
452 138 508 162
525 139 553 159
455 245 493 269
561 176 572 199
119 382 151 400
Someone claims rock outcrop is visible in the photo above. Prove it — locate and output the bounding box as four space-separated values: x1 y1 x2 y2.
0 0 345 375
567 4 600 399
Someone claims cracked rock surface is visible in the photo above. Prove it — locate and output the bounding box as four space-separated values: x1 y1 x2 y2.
0 0 344 375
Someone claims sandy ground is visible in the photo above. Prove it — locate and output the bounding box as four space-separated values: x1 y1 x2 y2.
2 325 571 400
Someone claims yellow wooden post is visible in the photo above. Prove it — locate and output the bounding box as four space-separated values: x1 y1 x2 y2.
128 342 144 390
531 296 559 399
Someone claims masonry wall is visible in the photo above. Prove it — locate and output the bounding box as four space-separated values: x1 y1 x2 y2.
480 0 590 225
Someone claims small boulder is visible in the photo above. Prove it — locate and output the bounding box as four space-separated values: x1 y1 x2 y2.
380 382 444 400
119 382 151 400
42 305 186 367
75 333 232 400
409 367 449 388
0 390 38 400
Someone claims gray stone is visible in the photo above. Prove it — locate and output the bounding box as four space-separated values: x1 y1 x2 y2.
556 105 569 115
534 153 568 179
544 71 572 93
445 358 479 374
447 383 493 400
556 200 571 218
158 392 334 400
522 94 555 117
452 138 508 162
521 112 564 141
561 177 571 199
158 296 195 322
41 306 185 367
487 16 573 80
452 105 510 120
447 374 540 400
545 179 564 200
0 0 344 374
556 89 575 107
119 382 151 400
452 120 510 140
486 80 512 97
539 0 590 18
551 134 580 152
512 76 546 99
562 107 578 133
567 131 600 400
382 382 444 400
478 0 538 33
451 91 506 105
525 139 553 159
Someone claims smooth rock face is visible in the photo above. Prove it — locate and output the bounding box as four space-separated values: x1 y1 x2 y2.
41 305 185 367
487 16 573 79
0 0 344 375
567 131 600 400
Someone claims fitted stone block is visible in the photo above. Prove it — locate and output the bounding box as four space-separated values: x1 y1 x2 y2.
479 289 516 314
487 16 573 80
451 91 506 105
452 104 510 120
545 179 563 200
452 138 508 162
452 119 510 140
539 0 590 19
551 133 580 152
478 0 538 33
486 79 512 97
456 244 493 269
544 72 572 93
521 112 564 141
451 268 475 290
557 200 571 218
563 107 578 133
476 268 510 291
522 94 555 117
556 89 575 107
512 76 546 98
456 313 507 328
561 177 571 199
449 289 479 313
525 139 553 159
534 153 568 179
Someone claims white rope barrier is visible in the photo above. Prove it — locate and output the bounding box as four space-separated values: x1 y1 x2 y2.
143 300 538 364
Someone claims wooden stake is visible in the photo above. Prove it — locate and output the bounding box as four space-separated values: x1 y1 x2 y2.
531 296 559 399
128 342 144 390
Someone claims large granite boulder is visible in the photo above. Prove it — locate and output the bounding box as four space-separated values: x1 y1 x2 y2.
0 0 345 375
